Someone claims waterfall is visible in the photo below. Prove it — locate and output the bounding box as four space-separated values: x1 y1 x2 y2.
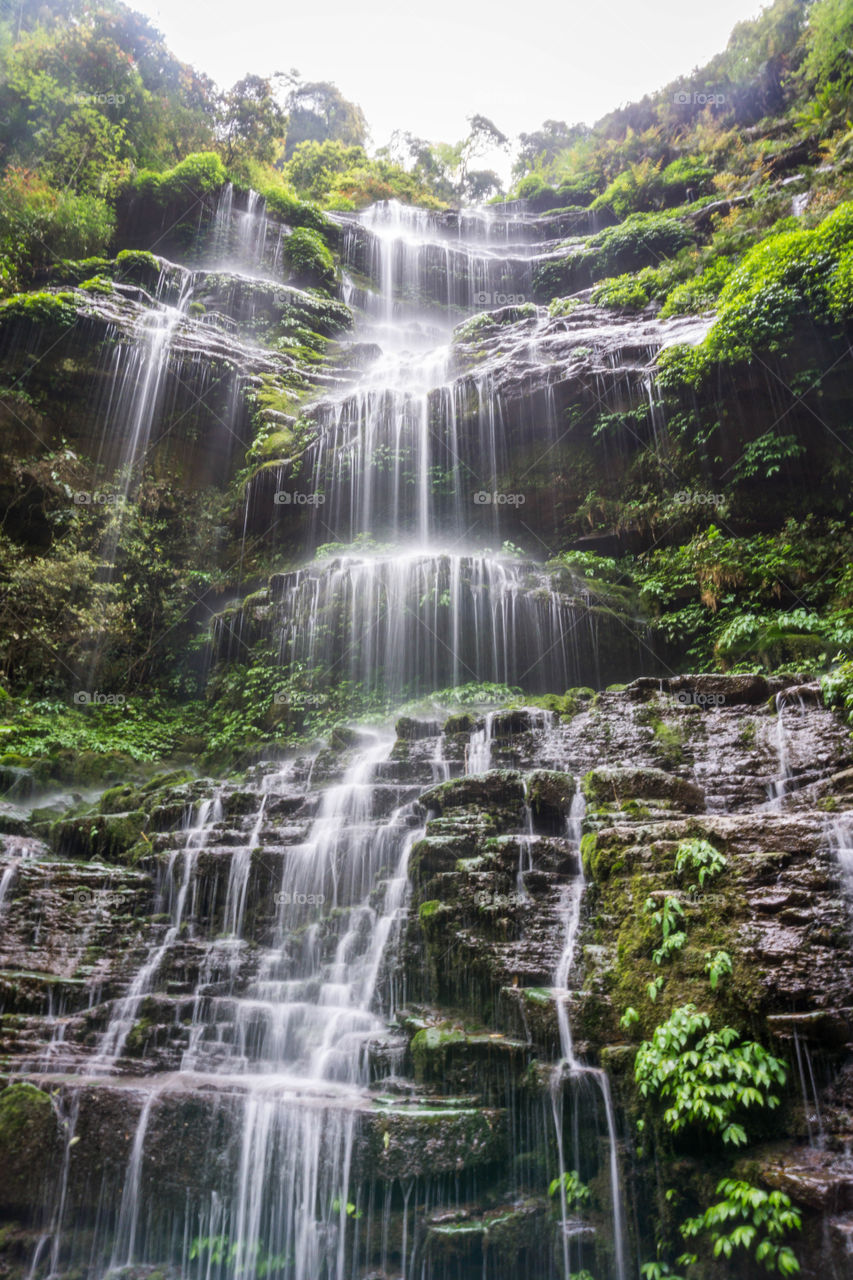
221 551 606 700
14 196 655 1280
550 783 628 1280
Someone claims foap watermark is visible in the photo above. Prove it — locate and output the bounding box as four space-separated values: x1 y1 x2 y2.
74 91 127 106
72 491 122 506
73 691 126 707
675 690 726 708
672 490 725 507
474 889 525 907
472 290 527 307
274 491 325 506
273 692 327 707
473 491 525 506
673 91 726 106
275 890 326 906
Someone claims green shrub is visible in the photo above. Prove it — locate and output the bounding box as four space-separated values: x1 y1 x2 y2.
0 169 115 280
282 227 335 289
635 1004 787 1146
130 152 227 206
660 256 734 316
681 1179 801 1275
829 244 853 318
591 272 650 310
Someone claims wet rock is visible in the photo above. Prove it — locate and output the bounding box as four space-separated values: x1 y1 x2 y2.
50 810 148 862
418 771 525 815
526 769 576 830
0 1083 62 1212
407 1018 531 1101
0 805 31 836
582 765 704 811
627 673 772 705
395 716 442 740
443 712 479 735
360 1104 507 1180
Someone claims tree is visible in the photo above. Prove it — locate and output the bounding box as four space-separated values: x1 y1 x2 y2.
219 73 288 168
514 119 589 177
284 80 367 158
458 113 508 189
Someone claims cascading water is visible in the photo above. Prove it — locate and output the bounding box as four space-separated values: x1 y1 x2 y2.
229 202 658 701
550 784 628 1280
10 194 653 1280
217 551 611 700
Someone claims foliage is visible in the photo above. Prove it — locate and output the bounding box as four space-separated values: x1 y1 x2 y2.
282 227 335 289
548 1169 591 1208
129 151 227 204
674 838 727 889
821 660 853 724
705 950 733 990
643 895 687 966
635 1004 787 1146
591 273 650 310
284 80 368 158
219 73 287 169
0 169 114 283
189 1234 290 1278
681 1179 801 1274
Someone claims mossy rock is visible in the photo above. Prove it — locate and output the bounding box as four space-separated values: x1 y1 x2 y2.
418 770 525 815
443 712 479 735
409 837 462 886
98 783 142 815
395 716 441 740
361 1105 507 1180
50 809 147 861
0 1084 61 1211
526 769 576 830
582 766 704 812
329 724 361 752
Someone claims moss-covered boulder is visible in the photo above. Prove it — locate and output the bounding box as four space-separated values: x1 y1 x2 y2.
526 769 576 830
582 766 704 812
0 1084 61 1212
50 809 147 861
418 771 525 815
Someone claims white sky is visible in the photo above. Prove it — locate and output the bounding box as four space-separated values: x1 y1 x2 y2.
133 0 765 150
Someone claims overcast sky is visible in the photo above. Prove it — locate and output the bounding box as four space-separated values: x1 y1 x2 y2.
133 0 764 149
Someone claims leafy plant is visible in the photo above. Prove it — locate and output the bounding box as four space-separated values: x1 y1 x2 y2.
548 1169 591 1209
705 950 733 990
674 838 727 889
644 894 687 964
681 1179 801 1274
635 1004 787 1146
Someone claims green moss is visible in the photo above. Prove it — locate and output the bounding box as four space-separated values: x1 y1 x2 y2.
282 227 335 290
130 152 227 205
0 289 78 329
419 899 443 921
78 275 113 295
548 296 581 318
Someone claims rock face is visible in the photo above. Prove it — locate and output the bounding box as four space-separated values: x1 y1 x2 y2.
1 678 852 1279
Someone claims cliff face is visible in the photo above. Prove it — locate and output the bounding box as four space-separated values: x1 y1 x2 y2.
0 26 853 1272
1 677 852 1279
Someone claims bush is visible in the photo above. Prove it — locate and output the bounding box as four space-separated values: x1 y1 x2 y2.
260 186 330 234
591 272 651 310
829 244 853 318
0 169 115 280
130 152 227 205
635 1004 787 1147
660 256 734 316
282 227 335 290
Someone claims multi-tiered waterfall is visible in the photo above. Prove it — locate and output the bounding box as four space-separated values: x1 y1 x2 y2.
226 199 664 702
3 196 660 1280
